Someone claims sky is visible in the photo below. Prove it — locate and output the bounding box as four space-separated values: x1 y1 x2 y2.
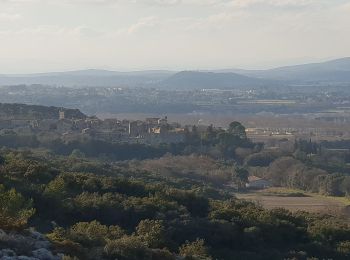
0 0 349 73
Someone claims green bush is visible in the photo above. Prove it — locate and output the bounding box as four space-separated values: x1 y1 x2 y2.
104 235 149 260
179 239 212 260
136 219 165 248
0 185 35 230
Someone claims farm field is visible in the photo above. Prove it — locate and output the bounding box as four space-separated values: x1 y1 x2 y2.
236 187 350 215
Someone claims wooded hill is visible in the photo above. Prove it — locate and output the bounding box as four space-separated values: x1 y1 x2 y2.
0 103 86 120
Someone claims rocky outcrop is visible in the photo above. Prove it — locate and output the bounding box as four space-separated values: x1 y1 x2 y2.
0 229 61 260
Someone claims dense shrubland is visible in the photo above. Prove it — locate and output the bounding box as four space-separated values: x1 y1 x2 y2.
0 150 350 259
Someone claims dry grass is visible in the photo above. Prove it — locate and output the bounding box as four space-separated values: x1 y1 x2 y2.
236 187 350 214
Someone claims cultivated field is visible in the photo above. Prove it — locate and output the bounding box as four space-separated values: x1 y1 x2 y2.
236 188 350 215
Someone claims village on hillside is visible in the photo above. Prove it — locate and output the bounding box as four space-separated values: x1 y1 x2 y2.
0 104 188 145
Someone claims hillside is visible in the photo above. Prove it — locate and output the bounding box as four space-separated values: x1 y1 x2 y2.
0 103 87 120
1 145 350 259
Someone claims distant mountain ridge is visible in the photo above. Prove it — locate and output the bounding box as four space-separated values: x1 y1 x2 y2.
224 57 350 83
0 57 350 88
0 69 174 87
160 71 276 89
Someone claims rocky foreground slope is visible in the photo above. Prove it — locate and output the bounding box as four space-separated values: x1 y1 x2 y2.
0 229 61 260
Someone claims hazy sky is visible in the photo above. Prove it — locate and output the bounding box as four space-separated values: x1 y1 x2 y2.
0 0 349 73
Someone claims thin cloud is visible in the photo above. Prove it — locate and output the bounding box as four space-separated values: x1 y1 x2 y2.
127 16 158 34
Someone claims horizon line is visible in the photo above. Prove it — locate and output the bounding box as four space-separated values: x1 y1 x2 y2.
1 56 349 75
